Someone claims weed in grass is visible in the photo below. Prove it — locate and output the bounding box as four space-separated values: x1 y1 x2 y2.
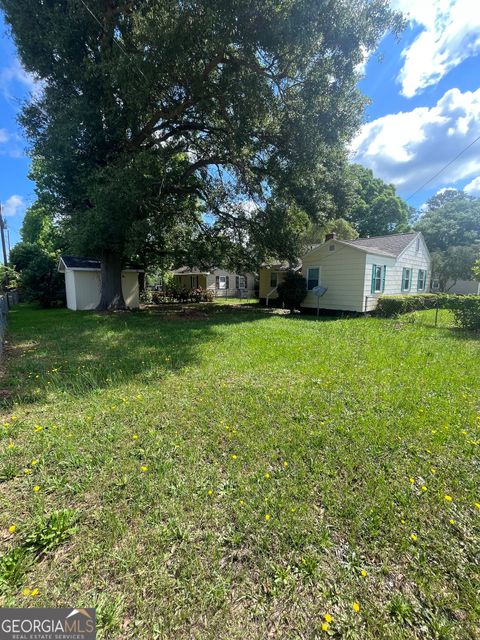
23 509 78 555
0 548 35 595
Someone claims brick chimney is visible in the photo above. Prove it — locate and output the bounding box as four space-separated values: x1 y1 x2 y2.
325 232 336 242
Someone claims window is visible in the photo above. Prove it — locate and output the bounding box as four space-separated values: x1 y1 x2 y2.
371 264 386 293
307 267 320 290
270 271 278 288
237 275 246 289
190 275 198 288
417 269 426 291
218 276 226 289
402 267 412 291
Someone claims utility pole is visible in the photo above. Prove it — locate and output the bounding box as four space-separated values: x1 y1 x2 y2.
0 203 9 308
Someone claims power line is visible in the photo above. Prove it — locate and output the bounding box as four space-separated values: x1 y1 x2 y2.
78 0 146 79
405 132 480 202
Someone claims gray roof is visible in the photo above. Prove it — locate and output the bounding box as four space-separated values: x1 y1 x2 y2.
342 232 419 257
61 256 101 270
173 266 211 275
59 256 143 272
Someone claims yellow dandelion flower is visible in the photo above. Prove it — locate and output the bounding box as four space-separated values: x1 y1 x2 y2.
401 519 406 524
265 514 271 521
132 434 139 440
421 485 427 492
265 472 270 479
24 469 32 475
475 502 480 509
324 614 332 623
33 485 40 492
322 623 329 631
11 416 17 421
231 454 237 460
360 569 367 577
239 500 244 505
8 524 16 534
431 468 437 474
7 441 14 449
353 602 360 612
140 465 148 473
22 587 31 596
410 533 417 542
31 588 39 597
449 519 455 525
34 425 43 432
31 459 38 466
208 489 213 496
444 495 453 502
409 478 414 484
283 461 288 467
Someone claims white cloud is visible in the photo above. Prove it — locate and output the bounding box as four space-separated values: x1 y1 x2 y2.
351 86 480 195
391 0 480 97
464 175 480 195
0 58 42 101
0 129 9 144
2 195 26 218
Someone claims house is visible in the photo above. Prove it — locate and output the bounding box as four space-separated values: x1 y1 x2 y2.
259 232 431 312
172 267 256 298
58 256 143 310
444 279 480 295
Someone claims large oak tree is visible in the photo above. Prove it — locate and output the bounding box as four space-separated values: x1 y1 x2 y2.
2 0 401 309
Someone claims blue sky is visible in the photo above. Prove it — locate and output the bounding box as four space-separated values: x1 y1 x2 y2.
1 1 480 249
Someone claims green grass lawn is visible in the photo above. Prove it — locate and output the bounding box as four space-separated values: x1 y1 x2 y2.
0 303 479 639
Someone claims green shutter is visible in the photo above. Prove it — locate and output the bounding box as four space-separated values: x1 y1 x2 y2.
382 265 386 292
401 268 406 291
371 264 376 294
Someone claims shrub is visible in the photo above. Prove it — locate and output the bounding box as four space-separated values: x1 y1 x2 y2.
376 293 480 331
277 271 307 313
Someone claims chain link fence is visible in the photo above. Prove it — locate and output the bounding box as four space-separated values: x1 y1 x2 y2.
0 290 19 355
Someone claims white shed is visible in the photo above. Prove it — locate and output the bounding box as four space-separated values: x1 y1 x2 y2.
58 256 143 310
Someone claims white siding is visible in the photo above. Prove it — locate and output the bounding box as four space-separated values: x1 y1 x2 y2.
363 235 431 312
206 269 256 297
301 242 367 312
74 271 102 310
122 272 140 308
67 270 140 310
65 269 77 311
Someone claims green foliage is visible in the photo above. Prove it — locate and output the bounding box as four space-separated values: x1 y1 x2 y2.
10 243 65 308
376 294 480 331
431 245 479 290
415 191 480 251
473 257 480 280
23 509 78 555
345 165 410 236
0 548 34 594
277 271 307 312
1 0 402 307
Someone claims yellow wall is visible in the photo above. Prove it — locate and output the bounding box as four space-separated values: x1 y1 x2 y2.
173 274 207 289
258 267 286 299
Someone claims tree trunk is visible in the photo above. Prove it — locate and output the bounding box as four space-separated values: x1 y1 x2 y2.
96 252 126 311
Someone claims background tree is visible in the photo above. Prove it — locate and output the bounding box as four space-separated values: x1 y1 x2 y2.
2 0 402 309
345 164 410 236
415 191 480 290
277 271 307 313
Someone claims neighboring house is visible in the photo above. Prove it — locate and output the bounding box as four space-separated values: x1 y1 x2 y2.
58 256 143 310
444 279 480 295
172 267 256 298
259 232 431 312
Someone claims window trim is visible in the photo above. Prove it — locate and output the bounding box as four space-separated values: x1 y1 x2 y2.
417 269 427 291
402 267 412 291
238 275 246 289
270 271 278 288
218 275 227 289
307 266 320 291
371 264 386 294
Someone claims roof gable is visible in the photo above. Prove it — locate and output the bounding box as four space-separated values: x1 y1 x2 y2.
342 233 419 257
60 256 101 271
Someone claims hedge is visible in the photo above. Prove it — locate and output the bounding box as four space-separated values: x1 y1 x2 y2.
375 294 480 331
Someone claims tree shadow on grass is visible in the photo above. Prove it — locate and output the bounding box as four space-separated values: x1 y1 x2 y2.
0 303 289 408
